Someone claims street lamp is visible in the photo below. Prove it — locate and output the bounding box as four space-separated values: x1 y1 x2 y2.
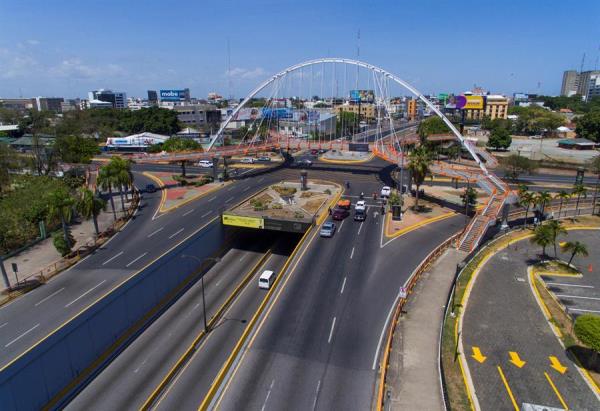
180 254 220 333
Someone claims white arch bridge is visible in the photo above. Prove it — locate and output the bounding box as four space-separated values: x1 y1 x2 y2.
140 58 511 252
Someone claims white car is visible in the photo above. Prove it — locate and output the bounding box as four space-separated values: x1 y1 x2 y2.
380 186 391 198
240 157 255 164
355 200 366 211
197 160 213 168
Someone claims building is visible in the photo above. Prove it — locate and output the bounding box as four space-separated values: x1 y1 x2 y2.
88 89 128 109
406 98 417 120
105 132 169 151
464 95 508 120
279 112 337 137
557 138 598 150
147 90 158 105
582 72 600 102
61 99 80 112
159 89 191 104
0 98 35 112
173 104 221 129
333 102 377 120
561 70 580 97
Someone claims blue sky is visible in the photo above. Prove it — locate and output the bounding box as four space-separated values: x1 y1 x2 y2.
1 0 599 99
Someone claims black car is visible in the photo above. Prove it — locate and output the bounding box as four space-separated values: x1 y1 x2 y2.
354 209 366 221
146 183 157 193
257 156 272 162
332 208 349 220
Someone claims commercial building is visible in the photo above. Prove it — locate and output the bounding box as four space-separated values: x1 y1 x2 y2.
174 104 221 129
105 132 169 151
463 95 508 120
147 90 158 105
159 88 191 104
61 99 80 112
406 98 417 120
557 138 598 150
33 97 64 112
88 89 128 109
333 102 377 120
0 98 35 112
561 70 580 97
560 70 600 101
279 112 337 137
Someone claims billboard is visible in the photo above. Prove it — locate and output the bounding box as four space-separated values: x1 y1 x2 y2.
293 110 320 122
456 95 485 110
231 108 262 121
349 90 375 103
261 107 293 119
222 214 264 229
159 89 187 101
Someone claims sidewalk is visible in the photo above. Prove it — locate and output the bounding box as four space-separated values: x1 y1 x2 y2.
386 247 464 410
2 191 131 289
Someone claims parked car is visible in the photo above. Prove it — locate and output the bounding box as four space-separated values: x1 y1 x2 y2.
257 156 271 162
297 159 312 167
310 149 318 155
320 222 336 237
355 200 366 211
197 160 213 168
332 207 349 220
146 184 157 193
240 157 255 164
318 149 327 154
380 186 391 198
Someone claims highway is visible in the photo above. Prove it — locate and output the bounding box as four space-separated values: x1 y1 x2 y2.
0 162 291 370
65 231 295 410
211 194 463 410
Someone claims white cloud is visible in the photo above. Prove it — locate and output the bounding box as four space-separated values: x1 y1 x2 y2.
26 39 40 46
50 58 125 79
226 67 267 80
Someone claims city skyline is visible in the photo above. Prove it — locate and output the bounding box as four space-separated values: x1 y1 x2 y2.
1 0 599 99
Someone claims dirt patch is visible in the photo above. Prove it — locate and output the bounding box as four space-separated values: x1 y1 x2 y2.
304 198 327 214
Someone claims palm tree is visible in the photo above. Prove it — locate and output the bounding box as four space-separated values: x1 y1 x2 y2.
572 183 587 217
76 187 107 237
519 191 534 228
530 224 552 258
535 191 552 218
108 157 132 213
545 220 568 258
407 146 432 210
47 187 75 248
555 190 570 218
561 241 589 266
97 164 118 221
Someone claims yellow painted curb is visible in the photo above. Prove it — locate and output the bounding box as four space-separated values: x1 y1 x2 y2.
385 211 457 239
142 171 168 213
230 164 267 169
318 152 375 164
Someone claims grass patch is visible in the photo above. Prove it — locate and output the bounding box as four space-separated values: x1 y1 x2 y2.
534 260 580 276
272 185 297 197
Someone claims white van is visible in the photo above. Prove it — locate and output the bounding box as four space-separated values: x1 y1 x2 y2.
197 160 213 168
258 270 276 289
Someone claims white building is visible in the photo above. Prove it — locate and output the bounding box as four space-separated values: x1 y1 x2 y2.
105 132 169 150
88 89 128 109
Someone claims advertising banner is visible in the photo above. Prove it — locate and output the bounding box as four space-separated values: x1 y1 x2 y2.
456 96 484 110
222 214 264 229
159 89 186 101
261 108 293 119
349 90 375 103
232 108 261 121
293 110 320 122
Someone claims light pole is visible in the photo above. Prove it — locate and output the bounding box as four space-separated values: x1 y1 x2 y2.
180 255 220 333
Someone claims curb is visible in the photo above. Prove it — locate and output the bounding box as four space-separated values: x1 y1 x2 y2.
318 152 375 164
384 211 457 239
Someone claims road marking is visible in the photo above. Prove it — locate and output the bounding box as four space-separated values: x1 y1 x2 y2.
509 351 526 368
357 221 364 235
570 307 600 313
497 366 519 411
102 251 123 266
327 317 336 343
546 282 594 288
260 379 275 411
258 178 265 183
226 196 234 203
208 196 217 203
227 186 235 191
312 379 321 410
168 228 184 239
147 227 164 238
471 346 487 363
182 208 195 216
134 357 149 374
340 277 347 294
201 211 213 218
5 323 40 347
34 287 65 307
126 252 148 268
239 255 246 262
350 247 355 259
243 186 250 192
0 322 7 329
555 294 600 301
65 280 107 308
549 356 568 374
544 371 569 409
338 220 345 232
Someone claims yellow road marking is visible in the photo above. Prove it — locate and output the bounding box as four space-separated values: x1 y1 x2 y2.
509 351 526 368
549 356 568 374
385 210 457 238
471 347 487 363
497 366 519 411
544 371 569 409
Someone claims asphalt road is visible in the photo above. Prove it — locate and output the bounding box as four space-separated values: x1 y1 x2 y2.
65 230 278 410
0 164 306 370
213 201 463 409
462 230 600 411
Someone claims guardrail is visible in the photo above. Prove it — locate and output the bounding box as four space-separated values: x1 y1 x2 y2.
376 231 462 411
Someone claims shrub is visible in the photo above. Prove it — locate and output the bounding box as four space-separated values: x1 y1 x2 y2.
273 186 297 196
574 314 600 353
52 231 74 256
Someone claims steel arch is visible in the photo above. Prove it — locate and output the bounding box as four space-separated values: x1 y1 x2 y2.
209 57 489 175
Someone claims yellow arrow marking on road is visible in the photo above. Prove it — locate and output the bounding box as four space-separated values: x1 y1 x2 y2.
509 351 526 368
549 356 568 374
471 346 487 363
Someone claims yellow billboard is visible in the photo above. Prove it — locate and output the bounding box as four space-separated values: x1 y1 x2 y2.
463 96 484 110
222 214 264 229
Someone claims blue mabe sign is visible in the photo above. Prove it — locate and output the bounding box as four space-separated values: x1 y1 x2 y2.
160 89 185 101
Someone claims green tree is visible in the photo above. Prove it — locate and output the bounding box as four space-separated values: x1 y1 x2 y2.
545 220 568 258
46 187 75 249
575 111 600 142
530 224 552 257
500 154 538 181
408 146 432 209
417 116 450 140
561 240 589 266
336 111 359 137
535 191 552 217
76 187 106 237
555 190 571 218
519 191 535 228
97 164 118 220
460 186 477 211
54 135 100 164
487 127 512 150
588 155 600 215
52 230 74 256
0 144 21 193
572 183 588 217
162 137 202 176
574 314 600 364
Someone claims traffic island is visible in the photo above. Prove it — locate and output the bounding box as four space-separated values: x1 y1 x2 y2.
384 195 457 239
143 171 231 214
222 180 341 233
320 150 374 164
